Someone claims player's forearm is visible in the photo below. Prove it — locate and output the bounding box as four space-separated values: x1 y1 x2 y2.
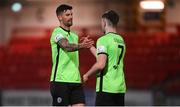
63 43 80 52
85 62 103 77
90 46 96 57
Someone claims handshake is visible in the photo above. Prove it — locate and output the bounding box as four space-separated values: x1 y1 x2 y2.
79 36 94 49
80 36 97 83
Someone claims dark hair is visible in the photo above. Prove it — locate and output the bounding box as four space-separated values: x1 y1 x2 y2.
102 10 119 26
56 4 72 16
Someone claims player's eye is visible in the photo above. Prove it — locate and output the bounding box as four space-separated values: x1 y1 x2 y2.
66 14 70 16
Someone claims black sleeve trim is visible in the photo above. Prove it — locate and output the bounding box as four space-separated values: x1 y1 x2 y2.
97 52 108 56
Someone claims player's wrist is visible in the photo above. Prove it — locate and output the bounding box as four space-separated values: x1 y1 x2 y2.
90 46 95 50
84 74 88 79
78 44 83 49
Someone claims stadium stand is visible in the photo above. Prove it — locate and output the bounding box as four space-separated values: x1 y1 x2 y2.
0 27 180 91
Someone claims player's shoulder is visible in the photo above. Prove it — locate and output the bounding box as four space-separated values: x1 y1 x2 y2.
50 27 63 40
117 34 125 43
51 27 61 35
97 33 113 43
51 26 58 31
109 32 124 42
97 34 107 41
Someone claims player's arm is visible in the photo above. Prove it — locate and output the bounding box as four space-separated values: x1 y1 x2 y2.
90 46 96 57
58 38 94 52
83 54 107 82
57 38 79 52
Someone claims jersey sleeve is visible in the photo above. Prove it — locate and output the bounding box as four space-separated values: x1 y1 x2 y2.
54 33 65 43
96 38 108 55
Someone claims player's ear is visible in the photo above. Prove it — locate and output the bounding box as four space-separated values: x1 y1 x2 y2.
104 20 106 28
102 18 106 28
104 19 108 28
57 15 62 21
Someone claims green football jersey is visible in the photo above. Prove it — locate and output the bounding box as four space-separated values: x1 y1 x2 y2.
96 32 126 93
50 27 81 83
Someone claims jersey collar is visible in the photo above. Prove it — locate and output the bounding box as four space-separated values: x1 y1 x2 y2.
106 32 118 35
59 26 70 34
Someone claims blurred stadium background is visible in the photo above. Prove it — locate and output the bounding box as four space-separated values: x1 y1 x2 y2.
0 0 180 106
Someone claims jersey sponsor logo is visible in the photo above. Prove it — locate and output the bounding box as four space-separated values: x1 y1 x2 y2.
97 46 105 53
57 97 62 103
54 34 64 43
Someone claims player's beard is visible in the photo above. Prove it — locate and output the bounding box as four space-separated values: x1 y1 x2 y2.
65 20 73 27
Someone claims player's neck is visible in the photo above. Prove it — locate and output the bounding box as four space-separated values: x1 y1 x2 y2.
60 24 70 31
105 27 117 34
